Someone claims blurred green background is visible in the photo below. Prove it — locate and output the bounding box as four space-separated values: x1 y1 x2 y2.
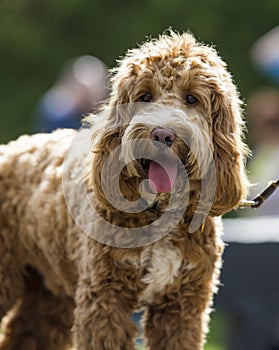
0 0 278 143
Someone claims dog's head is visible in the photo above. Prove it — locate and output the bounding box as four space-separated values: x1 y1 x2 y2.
87 31 248 219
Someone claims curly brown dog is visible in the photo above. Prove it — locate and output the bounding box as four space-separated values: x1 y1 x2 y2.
0 31 248 350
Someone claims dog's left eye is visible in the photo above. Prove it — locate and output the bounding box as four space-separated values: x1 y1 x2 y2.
140 93 152 102
186 94 198 105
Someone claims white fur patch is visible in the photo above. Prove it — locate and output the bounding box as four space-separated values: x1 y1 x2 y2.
140 242 182 303
184 262 196 271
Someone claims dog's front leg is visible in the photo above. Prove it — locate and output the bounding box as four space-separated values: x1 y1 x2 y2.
73 246 139 350
143 249 222 350
143 289 211 350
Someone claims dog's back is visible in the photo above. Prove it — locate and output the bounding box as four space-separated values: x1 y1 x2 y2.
0 129 78 295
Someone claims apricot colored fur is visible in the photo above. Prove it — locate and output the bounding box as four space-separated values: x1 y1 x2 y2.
0 32 248 349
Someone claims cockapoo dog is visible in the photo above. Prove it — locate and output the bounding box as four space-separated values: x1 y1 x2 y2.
0 31 248 350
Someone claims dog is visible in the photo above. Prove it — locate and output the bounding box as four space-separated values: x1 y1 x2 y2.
0 31 248 350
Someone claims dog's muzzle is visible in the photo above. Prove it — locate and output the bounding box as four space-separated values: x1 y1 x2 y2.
120 105 214 194
148 127 178 193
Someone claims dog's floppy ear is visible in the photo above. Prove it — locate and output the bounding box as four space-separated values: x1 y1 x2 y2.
87 126 122 210
210 86 249 216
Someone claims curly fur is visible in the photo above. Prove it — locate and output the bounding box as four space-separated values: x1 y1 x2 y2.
0 31 248 350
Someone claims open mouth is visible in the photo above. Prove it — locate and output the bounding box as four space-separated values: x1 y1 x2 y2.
140 157 178 193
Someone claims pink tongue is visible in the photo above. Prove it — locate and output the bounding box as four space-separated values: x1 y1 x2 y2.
148 160 178 193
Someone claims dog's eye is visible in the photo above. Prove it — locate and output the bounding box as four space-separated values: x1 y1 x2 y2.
140 93 152 102
186 94 198 105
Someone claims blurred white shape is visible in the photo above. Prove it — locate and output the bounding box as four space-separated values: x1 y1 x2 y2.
251 26 279 80
223 217 279 243
72 55 107 87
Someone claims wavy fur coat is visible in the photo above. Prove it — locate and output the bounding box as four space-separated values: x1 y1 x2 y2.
0 32 248 350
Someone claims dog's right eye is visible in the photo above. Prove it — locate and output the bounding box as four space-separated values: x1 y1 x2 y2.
140 93 152 102
186 94 198 105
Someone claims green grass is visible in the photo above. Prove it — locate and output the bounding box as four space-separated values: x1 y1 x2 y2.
205 311 227 350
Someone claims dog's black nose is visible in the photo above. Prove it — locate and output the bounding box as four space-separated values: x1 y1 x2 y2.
151 127 176 147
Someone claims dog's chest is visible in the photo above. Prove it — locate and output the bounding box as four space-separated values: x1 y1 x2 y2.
139 242 182 304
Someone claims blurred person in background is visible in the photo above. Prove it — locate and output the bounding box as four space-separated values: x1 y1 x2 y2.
246 87 279 216
248 26 279 216
34 55 109 132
